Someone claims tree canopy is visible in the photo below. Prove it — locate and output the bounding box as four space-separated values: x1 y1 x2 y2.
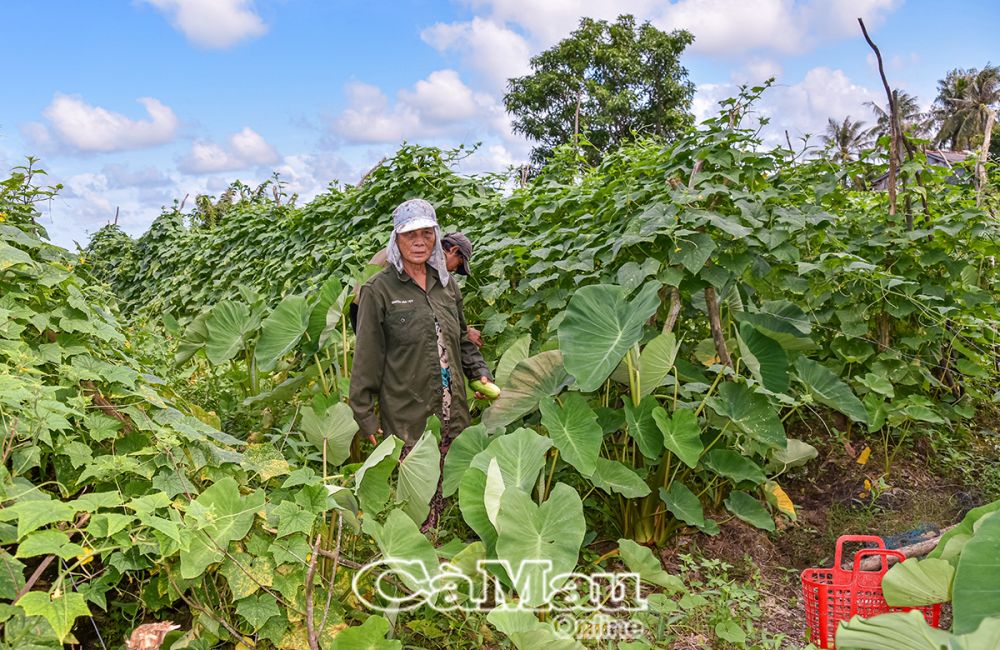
503 14 695 166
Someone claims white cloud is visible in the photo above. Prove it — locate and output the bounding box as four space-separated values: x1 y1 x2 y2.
330 70 500 144
101 163 173 189
421 18 532 91
694 67 879 145
467 0 660 47
26 94 179 153
141 0 267 49
179 127 279 173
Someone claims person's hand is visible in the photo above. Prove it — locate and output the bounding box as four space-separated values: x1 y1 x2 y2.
467 326 483 348
368 428 382 445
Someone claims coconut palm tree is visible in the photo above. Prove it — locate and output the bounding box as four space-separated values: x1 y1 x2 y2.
933 64 1000 150
866 90 929 140
822 116 869 163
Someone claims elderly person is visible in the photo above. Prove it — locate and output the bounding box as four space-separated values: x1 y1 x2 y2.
349 232 483 347
350 199 493 449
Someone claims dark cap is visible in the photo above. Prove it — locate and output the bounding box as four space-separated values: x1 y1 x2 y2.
442 232 473 275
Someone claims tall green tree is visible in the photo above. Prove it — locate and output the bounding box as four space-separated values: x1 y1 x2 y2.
933 64 1000 150
504 14 695 166
822 116 870 163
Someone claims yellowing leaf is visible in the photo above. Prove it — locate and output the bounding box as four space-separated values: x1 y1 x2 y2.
856 446 871 465
765 481 797 521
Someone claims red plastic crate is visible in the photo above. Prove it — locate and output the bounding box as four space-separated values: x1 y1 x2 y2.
801 535 942 649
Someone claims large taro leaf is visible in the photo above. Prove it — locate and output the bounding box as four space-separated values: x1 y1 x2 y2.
625 395 663 460
794 356 869 424
459 468 497 553
929 500 1000 563
709 382 786 450
618 539 684 592
882 557 955 607
482 350 572 433
254 294 311 372
723 491 775 531
835 610 959 650
638 332 678 397
181 477 265 579
362 508 439 598
298 401 356 467
952 511 1000 634
703 450 765 484
471 427 552 493
735 300 815 351
766 438 818 472
442 424 490 497
396 430 441 525
557 281 661 392
305 276 347 354
175 310 210 365
652 407 702 468
205 300 256 365
354 436 403 516
539 393 602 477
659 483 705 528
494 334 531 387
736 322 789 394
495 483 585 608
329 615 402 649
588 458 650 498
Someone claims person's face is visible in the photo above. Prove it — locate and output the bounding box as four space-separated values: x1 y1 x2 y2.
443 245 466 273
397 227 436 266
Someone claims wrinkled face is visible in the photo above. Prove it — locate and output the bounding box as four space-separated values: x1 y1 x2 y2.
443 245 465 273
397 227 436 266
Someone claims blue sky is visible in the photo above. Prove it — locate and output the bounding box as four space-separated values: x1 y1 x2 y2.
1 0 997 248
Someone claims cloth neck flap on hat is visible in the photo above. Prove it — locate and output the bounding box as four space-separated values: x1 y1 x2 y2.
386 227 450 287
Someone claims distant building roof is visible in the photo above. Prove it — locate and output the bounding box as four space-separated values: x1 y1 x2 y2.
871 149 972 190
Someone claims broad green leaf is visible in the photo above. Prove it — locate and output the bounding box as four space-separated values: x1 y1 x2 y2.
0 551 26 600
858 372 895 398
354 436 403 516
482 351 572 432
883 558 955 607
0 243 35 270
539 393 602 477
180 478 265 579
306 276 346 353
175 310 210 365
795 357 869 424
494 334 531 387
588 458 650 498
624 396 664 460
205 300 254 365
471 427 552 493
299 402 358 467
330 615 402 649
618 539 683 592
835 610 957 650
670 232 715 274
767 438 818 472
735 301 815 351
363 509 439 596
724 491 775 531
235 592 279 631
638 332 678 397
396 430 441 525
15 530 83 560
716 620 748 644
16 591 90 643
930 501 1000 562
458 468 497 552
652 407 702 468
703 450 766 484
7 500 77 540
254 294 310 372
442 424 490 497
483 458 506 528
272 501 315 538
658 483 705 528
495 484 585 608
736 322 789 393
558 282 661 392
709 382 786 450
953 511 1000 634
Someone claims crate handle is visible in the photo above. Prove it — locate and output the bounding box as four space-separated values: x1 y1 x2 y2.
834 535 885 569
851 548 905 578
